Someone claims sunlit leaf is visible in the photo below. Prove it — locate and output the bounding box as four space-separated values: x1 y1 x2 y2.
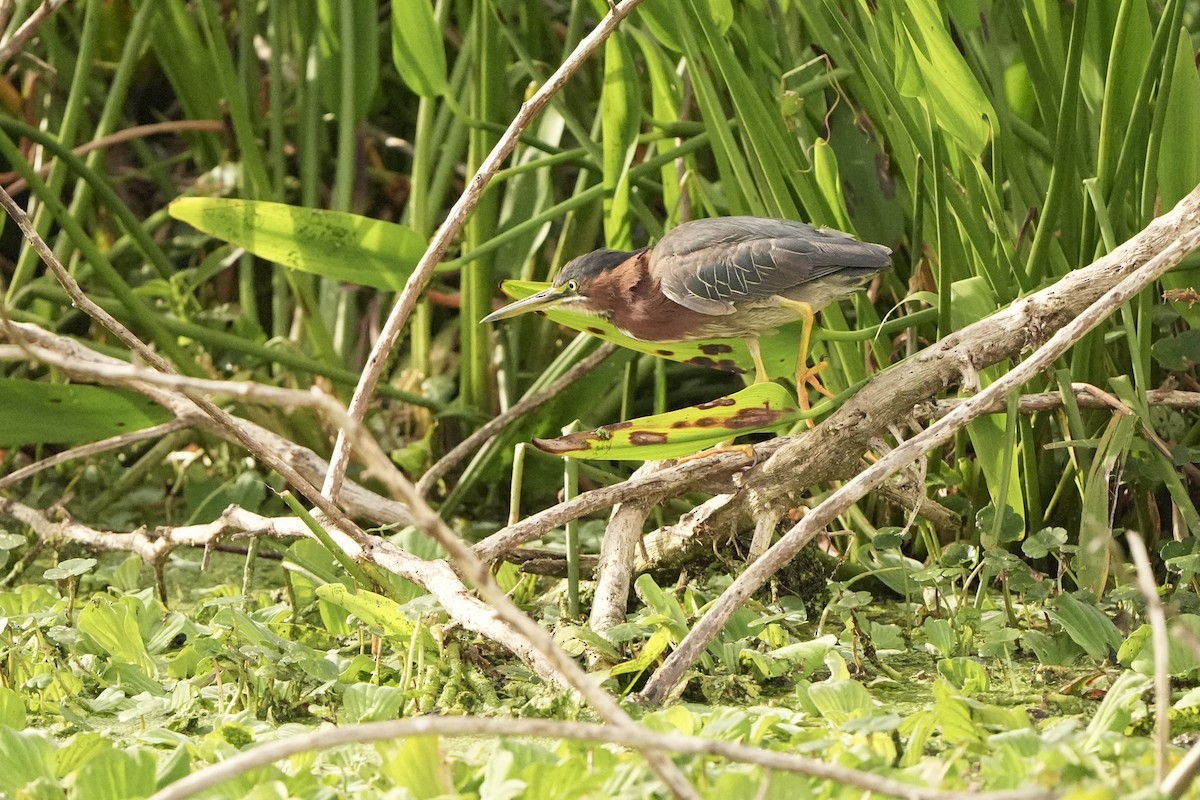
533 383 800 461
807 679 873 723
1048 593 1123 662
0 727 57 796
43 559 97 581
1130 615 1200 677
77 597 155 673
76 748 158 800
316 584 415 639
1085 671 1151 745
342 683 405 723
391 0 447 97
893 0 995 154
170 199 427 290
377 736 451 796
0 379 171 447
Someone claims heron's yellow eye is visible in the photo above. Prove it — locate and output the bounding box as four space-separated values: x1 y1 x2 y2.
566 279 580 292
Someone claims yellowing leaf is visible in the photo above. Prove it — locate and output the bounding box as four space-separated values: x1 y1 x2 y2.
534 383 801 461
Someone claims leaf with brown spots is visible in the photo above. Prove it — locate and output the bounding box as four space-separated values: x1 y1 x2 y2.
531 383 801 460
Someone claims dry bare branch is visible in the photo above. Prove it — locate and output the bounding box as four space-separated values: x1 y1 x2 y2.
0 0 71 66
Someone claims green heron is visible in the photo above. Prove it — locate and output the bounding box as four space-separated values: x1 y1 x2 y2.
482 217 891 404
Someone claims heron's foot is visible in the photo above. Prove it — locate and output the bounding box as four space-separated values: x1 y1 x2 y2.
675 442 757 464
794 360 833 410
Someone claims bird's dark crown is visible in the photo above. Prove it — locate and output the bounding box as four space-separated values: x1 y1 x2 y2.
554 248 645 287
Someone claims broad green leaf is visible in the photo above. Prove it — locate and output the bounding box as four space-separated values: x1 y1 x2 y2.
0 727 57 796
170 199 427 290
932 680 982 744
634 574 689 636
1130 615 1200 677
316 584 415 638
893 0 994 154
1048 593 1123 662
533 383 800 461
75 749 158 800
53 733 111 779
860 550 924 599
1151 329 1200 371
766 636 837 675
0 687 25 730
77 596 155 673
807 679 873 723
0 379 171 447
1085 670 1151 744
937 657 990 695
377 736 450 797
391 0 447 97
899 711 938 768
43 558 96 581
1118 624 1152 666
1022 628 1084 667
610 627 672 677
922 618 958 658
342 684 405 723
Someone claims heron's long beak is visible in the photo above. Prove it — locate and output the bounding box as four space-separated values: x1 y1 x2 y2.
481 285 571 324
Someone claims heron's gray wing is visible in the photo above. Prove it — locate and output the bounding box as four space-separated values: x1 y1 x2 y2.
650 217 891 315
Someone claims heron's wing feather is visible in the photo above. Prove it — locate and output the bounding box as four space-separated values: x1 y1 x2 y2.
650 217 891 316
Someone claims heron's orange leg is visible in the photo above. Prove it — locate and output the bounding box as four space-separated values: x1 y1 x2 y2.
745 337 770 384
787 301 834 412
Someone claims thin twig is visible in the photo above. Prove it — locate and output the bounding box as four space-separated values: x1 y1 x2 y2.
0 186 173 371
472 447 749 564
919 387 1200 416
323 0 652 502
0 419 192 490
416 341 617 497
0 0 71 65
144 715 1060 800
1 120 226 195
640 185 1200 704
